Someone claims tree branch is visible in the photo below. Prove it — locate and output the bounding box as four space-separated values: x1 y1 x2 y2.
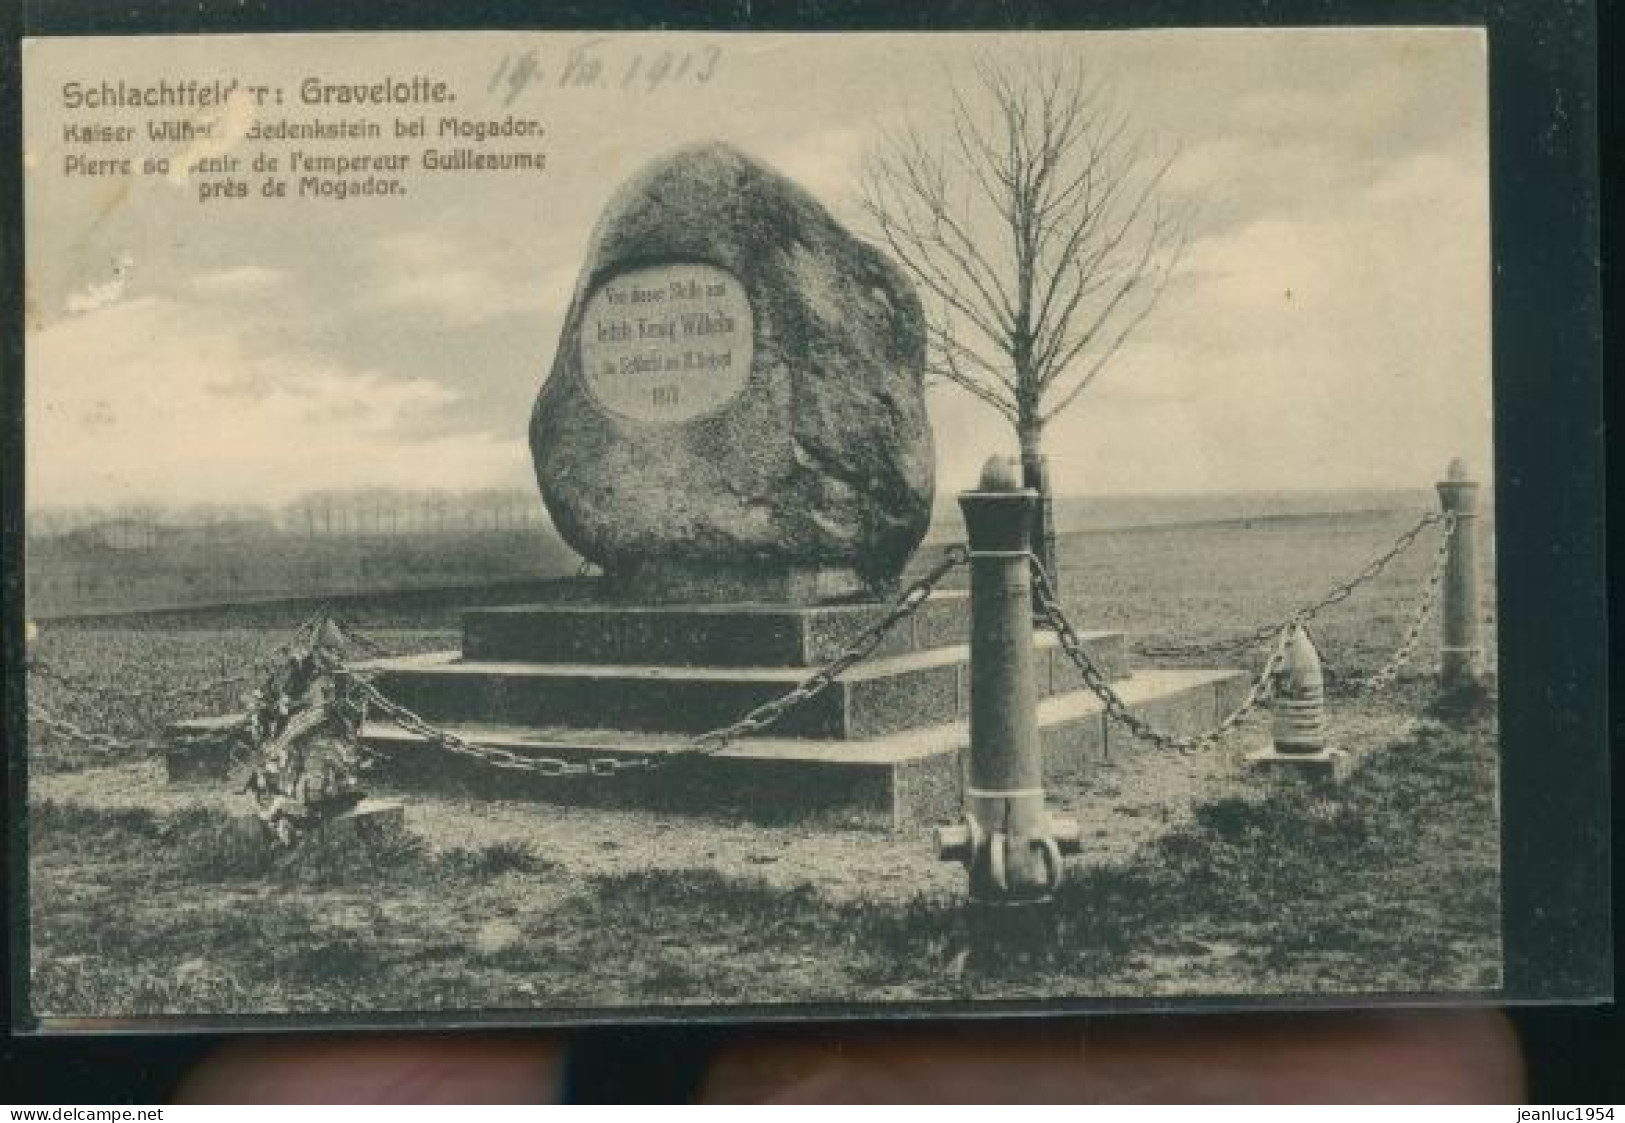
861 53 1186 442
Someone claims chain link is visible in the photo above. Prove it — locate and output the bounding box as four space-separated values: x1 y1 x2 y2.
1137 512 1449 659
1031 558 1291 755
1038 512 1459 745
345 544 973 778
23 507 1455 776
334 624 403 662
680 546 969 756
1336 514 1457 693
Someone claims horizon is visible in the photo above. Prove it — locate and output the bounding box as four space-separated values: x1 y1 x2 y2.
26 479 1480 531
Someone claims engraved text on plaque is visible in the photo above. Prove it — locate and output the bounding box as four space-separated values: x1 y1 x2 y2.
578 263 754 425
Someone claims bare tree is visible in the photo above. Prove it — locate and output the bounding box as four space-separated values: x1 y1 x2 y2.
862 57 1188 578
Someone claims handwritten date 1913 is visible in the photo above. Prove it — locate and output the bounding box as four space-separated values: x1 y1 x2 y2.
490 40 722 104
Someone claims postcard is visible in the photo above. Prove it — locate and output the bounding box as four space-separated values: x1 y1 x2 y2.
12 21 1608 1031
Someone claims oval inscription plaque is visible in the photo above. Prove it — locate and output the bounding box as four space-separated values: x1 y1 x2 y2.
578 263 755 425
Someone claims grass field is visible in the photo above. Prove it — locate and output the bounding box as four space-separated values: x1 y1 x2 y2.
23 506 1501 1019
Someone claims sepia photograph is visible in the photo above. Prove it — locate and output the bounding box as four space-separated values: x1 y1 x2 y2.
16 25 1520 1026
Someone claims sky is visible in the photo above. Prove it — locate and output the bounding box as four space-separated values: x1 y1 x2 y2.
22 29 1491 510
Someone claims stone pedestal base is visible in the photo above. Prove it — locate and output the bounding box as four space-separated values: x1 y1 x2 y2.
1243 746 1350 783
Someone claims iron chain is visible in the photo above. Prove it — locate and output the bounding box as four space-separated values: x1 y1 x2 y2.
27 700 243 758
681 545 969 756
342 678 649 777
1137 511 1451 659
26 613 320 764
32 658 264 705
1031 559 1291 755
28 612 327 706
25 503 1459 774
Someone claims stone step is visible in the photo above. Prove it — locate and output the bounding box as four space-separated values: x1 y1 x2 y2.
356 630 1129 741
355 667 1252 829
461 590 976 667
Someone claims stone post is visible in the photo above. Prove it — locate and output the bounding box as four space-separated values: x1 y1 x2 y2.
937 457 1080 909
1435 458 1484 690
1243 624 1349 782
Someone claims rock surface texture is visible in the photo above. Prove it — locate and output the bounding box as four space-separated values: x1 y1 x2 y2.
530 142 934 603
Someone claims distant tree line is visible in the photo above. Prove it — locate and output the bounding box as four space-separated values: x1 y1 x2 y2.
26 486 549 541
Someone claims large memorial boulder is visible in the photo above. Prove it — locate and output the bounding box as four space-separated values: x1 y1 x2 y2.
530 142 934 603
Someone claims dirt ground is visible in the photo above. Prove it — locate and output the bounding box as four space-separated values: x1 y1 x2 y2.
30 695 1419 908
27 689 1497 1018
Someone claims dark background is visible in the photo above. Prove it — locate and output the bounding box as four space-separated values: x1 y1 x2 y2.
3 0 1615 1103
